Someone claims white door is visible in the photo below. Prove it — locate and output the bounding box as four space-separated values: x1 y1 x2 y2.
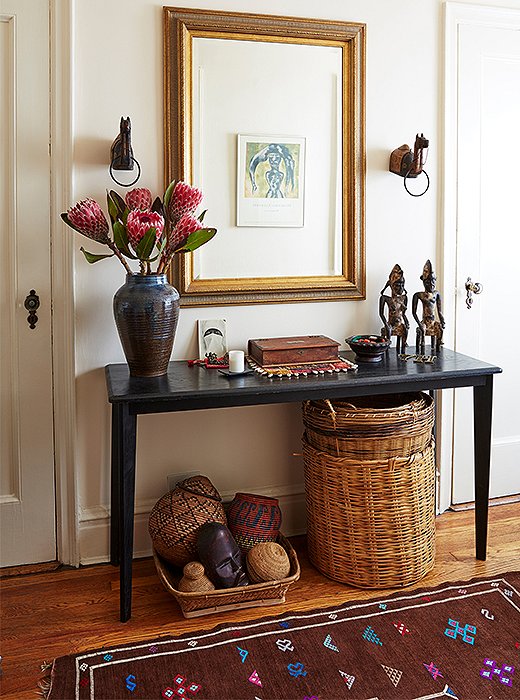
451 15 520 503
0 0 56 565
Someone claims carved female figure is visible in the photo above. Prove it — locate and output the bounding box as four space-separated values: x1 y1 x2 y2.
379 264 409 352
412 259 445 352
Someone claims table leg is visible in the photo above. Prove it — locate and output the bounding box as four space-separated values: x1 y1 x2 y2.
110 404 121 566
473 375 493 561
116 403 137 622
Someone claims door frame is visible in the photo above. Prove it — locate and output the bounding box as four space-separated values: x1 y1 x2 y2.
50 0 78 566
440 1 520 513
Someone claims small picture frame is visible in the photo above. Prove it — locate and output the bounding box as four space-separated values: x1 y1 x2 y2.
198 319 228 359
237 134 306 227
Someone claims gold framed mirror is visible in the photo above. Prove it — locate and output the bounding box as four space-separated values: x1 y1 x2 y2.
164 7 366 306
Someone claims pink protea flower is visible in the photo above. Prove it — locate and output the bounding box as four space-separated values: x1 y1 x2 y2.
126 210 165 249
167 213 202 254
65 198 110 242
168 182 203 225
125 187 153 211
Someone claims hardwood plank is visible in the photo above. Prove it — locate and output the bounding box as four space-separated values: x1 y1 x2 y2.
0 561 60 579
0 503 519 699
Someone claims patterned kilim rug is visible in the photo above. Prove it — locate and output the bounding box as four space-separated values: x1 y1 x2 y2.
42 572 519 699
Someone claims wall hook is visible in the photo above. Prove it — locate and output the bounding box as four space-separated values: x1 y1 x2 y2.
109 116 141 187
389 133 430 197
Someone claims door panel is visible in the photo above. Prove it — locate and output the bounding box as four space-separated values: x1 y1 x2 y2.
452 22 520 503
0 0 56 565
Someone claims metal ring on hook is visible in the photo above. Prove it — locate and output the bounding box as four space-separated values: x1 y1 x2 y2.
109 157 141 187
403 168 430 197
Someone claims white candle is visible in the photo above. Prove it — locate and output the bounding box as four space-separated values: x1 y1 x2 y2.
228 350 245 373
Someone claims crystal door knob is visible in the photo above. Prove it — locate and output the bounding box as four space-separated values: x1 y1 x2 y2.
465 278 483 309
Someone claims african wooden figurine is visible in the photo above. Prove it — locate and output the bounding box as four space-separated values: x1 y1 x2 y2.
379 264 409 352
412 259 445 352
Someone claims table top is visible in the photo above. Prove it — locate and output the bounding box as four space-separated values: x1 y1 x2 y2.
105 347 501 414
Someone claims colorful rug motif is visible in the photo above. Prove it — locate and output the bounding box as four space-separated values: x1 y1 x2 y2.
43 573 519 699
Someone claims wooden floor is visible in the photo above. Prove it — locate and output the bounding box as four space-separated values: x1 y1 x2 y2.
1 503 519 699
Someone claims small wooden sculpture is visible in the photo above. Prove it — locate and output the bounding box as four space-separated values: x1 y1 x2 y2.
379 264 409 352
110 116 133 171
412 260 445 352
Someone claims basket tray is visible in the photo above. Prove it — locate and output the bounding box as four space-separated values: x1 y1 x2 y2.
153 534 300 618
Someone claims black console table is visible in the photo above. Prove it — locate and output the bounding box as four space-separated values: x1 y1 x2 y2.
105 347 501 622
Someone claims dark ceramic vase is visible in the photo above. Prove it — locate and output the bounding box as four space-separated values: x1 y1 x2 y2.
113 273 180 377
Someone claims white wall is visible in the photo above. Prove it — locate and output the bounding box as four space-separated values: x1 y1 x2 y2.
73 0 442 562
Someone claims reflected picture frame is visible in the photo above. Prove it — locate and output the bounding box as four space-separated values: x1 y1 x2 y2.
164 7 366 306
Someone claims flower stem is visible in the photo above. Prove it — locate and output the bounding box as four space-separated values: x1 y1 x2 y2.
107 241 133 274
157 252 172 275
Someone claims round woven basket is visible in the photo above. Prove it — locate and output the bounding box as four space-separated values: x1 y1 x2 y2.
303 393 434 459
148 475 226 567
303 439 436 588
227 492 282 551
246 542 291 583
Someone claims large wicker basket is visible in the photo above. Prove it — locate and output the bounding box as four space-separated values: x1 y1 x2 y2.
153 534 300 618
302 392 436 588
303 393 434 459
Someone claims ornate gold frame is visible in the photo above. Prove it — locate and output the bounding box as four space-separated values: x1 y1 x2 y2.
164 8 366 306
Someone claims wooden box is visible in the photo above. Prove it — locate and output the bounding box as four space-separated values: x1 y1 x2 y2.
248 335 340 367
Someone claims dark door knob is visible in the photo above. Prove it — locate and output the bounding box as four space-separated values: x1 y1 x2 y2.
24 290 40 329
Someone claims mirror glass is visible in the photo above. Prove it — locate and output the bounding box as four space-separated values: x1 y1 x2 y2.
164 8 366 306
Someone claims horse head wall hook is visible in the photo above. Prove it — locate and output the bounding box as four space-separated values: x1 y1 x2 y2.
389 133 430 197
109 116 141 187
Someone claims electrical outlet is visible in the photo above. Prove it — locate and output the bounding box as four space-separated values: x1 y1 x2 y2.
166 471 200 492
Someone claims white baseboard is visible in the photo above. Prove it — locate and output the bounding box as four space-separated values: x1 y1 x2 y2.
79 484 307 566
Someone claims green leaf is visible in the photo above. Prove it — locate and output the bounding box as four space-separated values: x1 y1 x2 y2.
198 209 207 223
163 180 176 209
135 227 157 260
109 190 126 216
113 221 136 259
106 191 119 224
113 220 128 245
80 247 114 264
156 236 167 254
175 227 217 253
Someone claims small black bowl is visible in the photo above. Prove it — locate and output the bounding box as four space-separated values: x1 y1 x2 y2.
345 334 390 363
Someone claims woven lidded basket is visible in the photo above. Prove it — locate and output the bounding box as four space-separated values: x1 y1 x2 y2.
302 392 436 588
153 534 300 618
303 439 436 588
148 475 226 567
303 392 434 459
